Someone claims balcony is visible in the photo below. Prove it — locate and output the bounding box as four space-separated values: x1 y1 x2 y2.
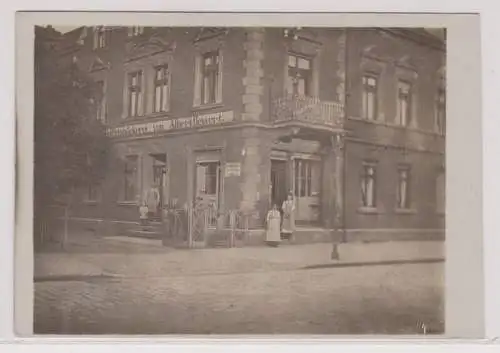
272 95 345 130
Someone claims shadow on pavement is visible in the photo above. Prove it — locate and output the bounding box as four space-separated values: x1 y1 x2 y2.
302 258 444 270
34 274 117 283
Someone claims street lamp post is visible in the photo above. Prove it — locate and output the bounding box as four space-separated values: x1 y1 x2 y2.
331 28 349 260
331 131 346 260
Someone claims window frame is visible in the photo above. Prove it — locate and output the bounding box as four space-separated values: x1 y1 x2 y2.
397 80 412 127
293 159 315 198
127 70 144 117
436 87 446 135
286 52 313 97
362 73 379 120
128 26 145 37
153 64 170 113
93 26 107 50
200 51 220 106
360 162 377 208
84 182 101 203
95 79 107 122
396 165 412 210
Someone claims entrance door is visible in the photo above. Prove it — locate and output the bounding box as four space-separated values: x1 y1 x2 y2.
151 153 167 218
195 161 221 227
270 160 288 209
293 158 321 223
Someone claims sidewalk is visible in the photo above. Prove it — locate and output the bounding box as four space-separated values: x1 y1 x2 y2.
35 237 444 280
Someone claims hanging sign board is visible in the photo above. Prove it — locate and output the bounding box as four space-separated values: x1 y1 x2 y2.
225 162 241 177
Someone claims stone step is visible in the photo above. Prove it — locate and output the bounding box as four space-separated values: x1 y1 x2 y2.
212 240 229 248
126 229 163 240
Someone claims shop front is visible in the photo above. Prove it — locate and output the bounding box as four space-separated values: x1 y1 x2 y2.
268 136 339 229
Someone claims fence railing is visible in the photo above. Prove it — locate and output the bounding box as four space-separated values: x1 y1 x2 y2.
272 94 344 127
36 203 252 250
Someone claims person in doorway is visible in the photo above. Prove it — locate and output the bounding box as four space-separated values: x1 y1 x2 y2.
144 184 160 220
281 192 296 241
266 204 281 247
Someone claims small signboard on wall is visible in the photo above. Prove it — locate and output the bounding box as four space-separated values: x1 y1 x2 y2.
225 163 241 177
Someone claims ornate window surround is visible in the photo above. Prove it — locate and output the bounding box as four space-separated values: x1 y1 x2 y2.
192 30 227 110
394 56 419 129
281 28 323 98
121 33 175 119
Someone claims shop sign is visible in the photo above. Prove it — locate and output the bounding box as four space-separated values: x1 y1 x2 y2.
107 111 234 138
225 162 241 177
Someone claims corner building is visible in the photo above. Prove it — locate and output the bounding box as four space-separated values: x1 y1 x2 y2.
63 26 446 243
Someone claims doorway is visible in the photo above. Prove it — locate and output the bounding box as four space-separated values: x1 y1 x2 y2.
195 161 222 227
151 153 167 219
270 159 288 210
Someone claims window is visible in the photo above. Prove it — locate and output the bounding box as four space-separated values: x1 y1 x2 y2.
397 166 411 209
286 53 312 96
362 75 378 120
95 80 106 121
194 50 223 106
127 71 143 117
294 159 312 197
360 163 377 208
397 80 412 126
196 162 220 196
436 88 446 135
201 51 220 105
93 26 107 49
153 65 170 113
123 156 138 202
128 26 144 37
85 183 101 202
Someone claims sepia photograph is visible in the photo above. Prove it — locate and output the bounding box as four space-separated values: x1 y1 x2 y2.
28 21 448 335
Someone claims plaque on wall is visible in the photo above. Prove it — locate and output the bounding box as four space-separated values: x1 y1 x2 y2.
225 162 241 177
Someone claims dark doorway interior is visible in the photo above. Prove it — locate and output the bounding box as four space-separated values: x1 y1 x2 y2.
270 159 287 211
151 153 167 219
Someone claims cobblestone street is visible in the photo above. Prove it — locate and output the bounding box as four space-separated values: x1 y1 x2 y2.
34 241 444 335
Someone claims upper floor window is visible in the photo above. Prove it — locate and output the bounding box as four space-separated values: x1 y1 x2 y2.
193 49 223 107
153 65 170 113
397 80 412 126
128 26 144 37
85 182 101 203
397 165 411 209
127 71 143 117
286 53 312 97
93 26 107 49
95 80 106 122
436 88 446 135
360 162 377 208
201 51 220 105
362 75 378 120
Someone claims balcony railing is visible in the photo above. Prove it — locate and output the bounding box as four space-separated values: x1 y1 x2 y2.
272 95 344 128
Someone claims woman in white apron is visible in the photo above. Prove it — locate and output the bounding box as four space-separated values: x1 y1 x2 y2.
266 204 281 247
281 192 295 240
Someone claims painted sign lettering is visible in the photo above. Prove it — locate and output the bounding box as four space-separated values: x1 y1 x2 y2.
224 162 241 177
107 111 234 138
